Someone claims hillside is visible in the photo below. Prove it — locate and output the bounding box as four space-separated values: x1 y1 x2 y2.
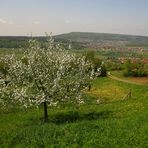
0 77 148 147
55 32 148 47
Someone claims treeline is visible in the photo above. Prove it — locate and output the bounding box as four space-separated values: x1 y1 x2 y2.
0 36 48 48
0 37 30 48
124 60 148 77
0 36 84 49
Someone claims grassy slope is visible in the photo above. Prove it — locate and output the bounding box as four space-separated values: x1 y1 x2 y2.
56 32 148 46
0 77 148 147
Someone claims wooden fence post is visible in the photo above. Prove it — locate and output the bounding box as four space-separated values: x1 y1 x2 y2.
128 89 132 99
122 89 132 100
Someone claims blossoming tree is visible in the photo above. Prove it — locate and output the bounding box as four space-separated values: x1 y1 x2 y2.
0 36 93 122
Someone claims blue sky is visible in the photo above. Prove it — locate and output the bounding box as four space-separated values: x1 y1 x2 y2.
0 0 148 36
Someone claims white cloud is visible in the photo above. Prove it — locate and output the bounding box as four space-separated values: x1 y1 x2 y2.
0 18 14 25
0 18 7 24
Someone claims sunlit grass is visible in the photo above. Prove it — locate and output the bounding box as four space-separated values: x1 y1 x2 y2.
0 77 148 147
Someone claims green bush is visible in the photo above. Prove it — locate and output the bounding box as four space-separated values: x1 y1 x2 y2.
124 60 148 77
100 65 107 77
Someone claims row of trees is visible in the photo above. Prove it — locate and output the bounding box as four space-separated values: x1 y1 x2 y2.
124 60 148 77
0 38 28 48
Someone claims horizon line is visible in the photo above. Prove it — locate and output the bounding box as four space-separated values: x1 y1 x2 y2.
0 31 148 38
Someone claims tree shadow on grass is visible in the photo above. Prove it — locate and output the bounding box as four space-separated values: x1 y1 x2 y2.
48 110 113 124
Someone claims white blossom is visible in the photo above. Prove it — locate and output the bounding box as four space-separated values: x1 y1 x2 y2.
0 36 93 108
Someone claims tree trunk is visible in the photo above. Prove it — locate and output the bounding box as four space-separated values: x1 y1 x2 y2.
88 83 91 91
43 101 48 122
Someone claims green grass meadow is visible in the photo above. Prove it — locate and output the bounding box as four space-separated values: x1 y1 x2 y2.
0 77 148 147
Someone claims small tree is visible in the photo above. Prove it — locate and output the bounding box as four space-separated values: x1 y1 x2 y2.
93 57 101 72
123 59 132 77
100 62 107 77
0 36 93 122
85 50 95 61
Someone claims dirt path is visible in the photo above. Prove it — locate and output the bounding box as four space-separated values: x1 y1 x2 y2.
107 72 148 86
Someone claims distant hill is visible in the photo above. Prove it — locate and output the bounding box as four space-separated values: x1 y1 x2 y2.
55 32 148 47
0 32 148 48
